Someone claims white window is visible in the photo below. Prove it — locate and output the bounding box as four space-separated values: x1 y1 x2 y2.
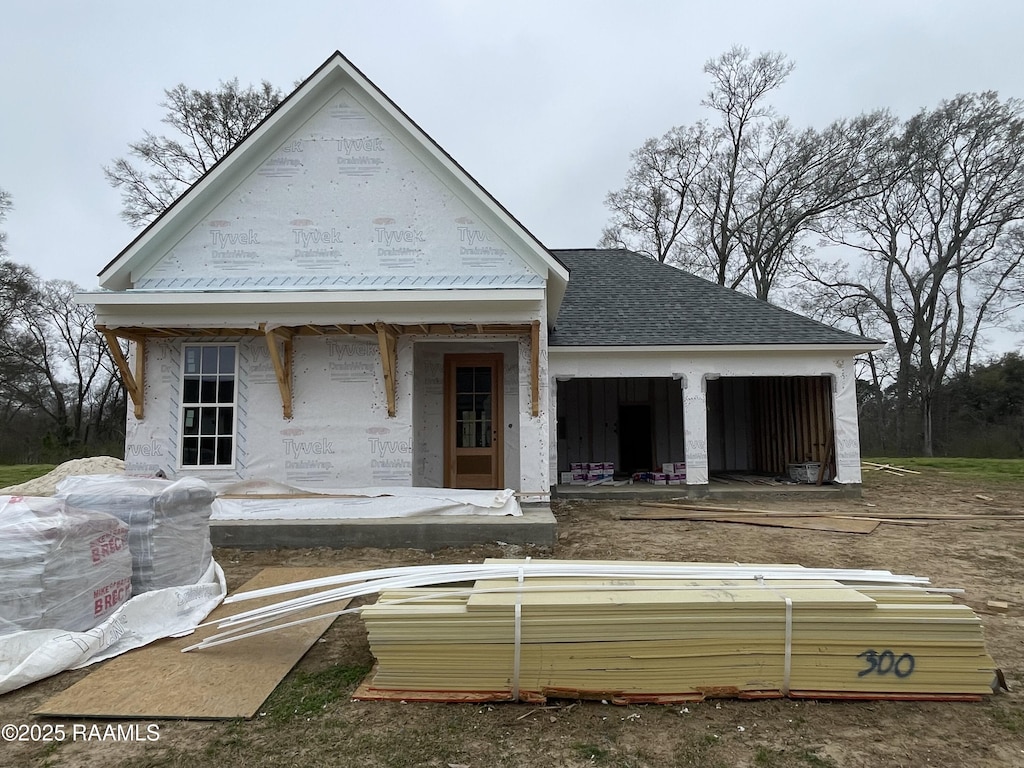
180 344 237 467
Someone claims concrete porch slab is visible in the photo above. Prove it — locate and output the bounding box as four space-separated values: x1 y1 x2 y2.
210 505 556 551
552 481 861 502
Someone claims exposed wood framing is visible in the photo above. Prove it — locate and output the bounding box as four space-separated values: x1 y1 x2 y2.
98 325 146 419
530 319 540 417
752 376 834 476
263 326 295 419
375 322 399 417
94 321 541 421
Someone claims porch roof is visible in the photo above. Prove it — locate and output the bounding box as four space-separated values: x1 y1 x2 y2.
548 249 880 350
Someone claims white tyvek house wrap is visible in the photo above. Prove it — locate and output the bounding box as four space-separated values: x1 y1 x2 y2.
134 88 541 291
125 330 554 495
125 337 415 488
518 322 550 499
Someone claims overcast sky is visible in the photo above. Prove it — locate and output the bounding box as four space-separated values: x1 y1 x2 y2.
3 0 1024 292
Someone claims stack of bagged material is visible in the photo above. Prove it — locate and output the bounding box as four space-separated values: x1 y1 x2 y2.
355 559 998 702
0 495 132 634
57 476 215 593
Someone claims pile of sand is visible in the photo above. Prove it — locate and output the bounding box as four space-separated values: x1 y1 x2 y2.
0 457 126 497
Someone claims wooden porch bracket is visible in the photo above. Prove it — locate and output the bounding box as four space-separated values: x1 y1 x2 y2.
263 326 295 419
98 326 145 420
531 319 540 417
375 322 399 417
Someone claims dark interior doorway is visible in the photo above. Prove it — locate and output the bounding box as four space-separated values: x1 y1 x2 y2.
618 404 653 473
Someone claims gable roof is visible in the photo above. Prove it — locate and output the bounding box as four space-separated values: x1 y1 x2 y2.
549 249 881 349
97 50 568 314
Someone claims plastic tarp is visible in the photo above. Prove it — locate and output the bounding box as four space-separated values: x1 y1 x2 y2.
212 481 521 520
0 496 133 635
56 475 215 593
0 560 225 695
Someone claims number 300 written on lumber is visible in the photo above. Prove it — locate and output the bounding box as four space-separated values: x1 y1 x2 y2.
856 649 915 678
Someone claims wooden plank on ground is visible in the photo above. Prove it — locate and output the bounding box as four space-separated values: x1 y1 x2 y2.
35 567 345 720
620 512 880 534
634 502 1024 521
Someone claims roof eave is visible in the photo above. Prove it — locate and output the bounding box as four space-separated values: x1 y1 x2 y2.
549 342 885 355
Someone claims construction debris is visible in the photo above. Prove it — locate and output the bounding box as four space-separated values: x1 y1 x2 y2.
189 559 1001 703
625 501 1024 525
862 462 921 476
622 513 881 534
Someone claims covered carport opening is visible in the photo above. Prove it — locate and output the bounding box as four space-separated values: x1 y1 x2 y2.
555 377 685 477
707 375 836 480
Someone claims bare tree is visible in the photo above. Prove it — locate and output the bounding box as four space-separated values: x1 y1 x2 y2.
0 268 122 454
694 47 794 293
804 92 1024 455
0 257 39 430
602 124 716 263
604 47 890 300
105 79 283 227
0 187 10 259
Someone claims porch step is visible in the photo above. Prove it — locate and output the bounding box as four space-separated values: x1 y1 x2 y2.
210 505 556 551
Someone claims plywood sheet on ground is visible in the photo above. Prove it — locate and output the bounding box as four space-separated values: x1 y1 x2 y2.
35 567 345 720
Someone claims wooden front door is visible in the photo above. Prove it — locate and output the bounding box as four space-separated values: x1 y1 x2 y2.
444 354 504 489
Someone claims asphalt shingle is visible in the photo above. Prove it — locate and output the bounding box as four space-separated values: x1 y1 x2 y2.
548 249 877 347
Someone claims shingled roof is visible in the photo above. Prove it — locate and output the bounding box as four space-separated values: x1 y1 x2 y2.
548 249 878 348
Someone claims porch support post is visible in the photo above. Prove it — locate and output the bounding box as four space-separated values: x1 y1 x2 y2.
530 320 540 417
99 327 144 420
375 322 398 417
831 364 864 485
548 374 559 490
263 325 295 419
682 373 709 485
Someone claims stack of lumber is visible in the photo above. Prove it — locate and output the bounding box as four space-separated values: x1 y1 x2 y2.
357 560 997 702
188 559 999 703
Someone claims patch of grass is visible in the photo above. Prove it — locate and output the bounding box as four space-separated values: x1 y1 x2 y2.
202 720 249 757
344 722 471 768
572 742 610 763
754 746 786 766
751 745 837 768
989 704 1024 734
865 456 1024 484
0 463 55 488
799 750 839 768
262 663 370 722
673 732 727 767
37 740 63 768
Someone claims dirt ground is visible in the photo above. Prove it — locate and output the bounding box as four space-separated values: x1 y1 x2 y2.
2 469 1023 768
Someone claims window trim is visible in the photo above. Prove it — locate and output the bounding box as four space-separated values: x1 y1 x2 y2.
177 342 239 470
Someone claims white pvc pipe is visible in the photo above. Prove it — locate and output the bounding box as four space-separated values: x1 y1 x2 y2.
184 560 943 653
